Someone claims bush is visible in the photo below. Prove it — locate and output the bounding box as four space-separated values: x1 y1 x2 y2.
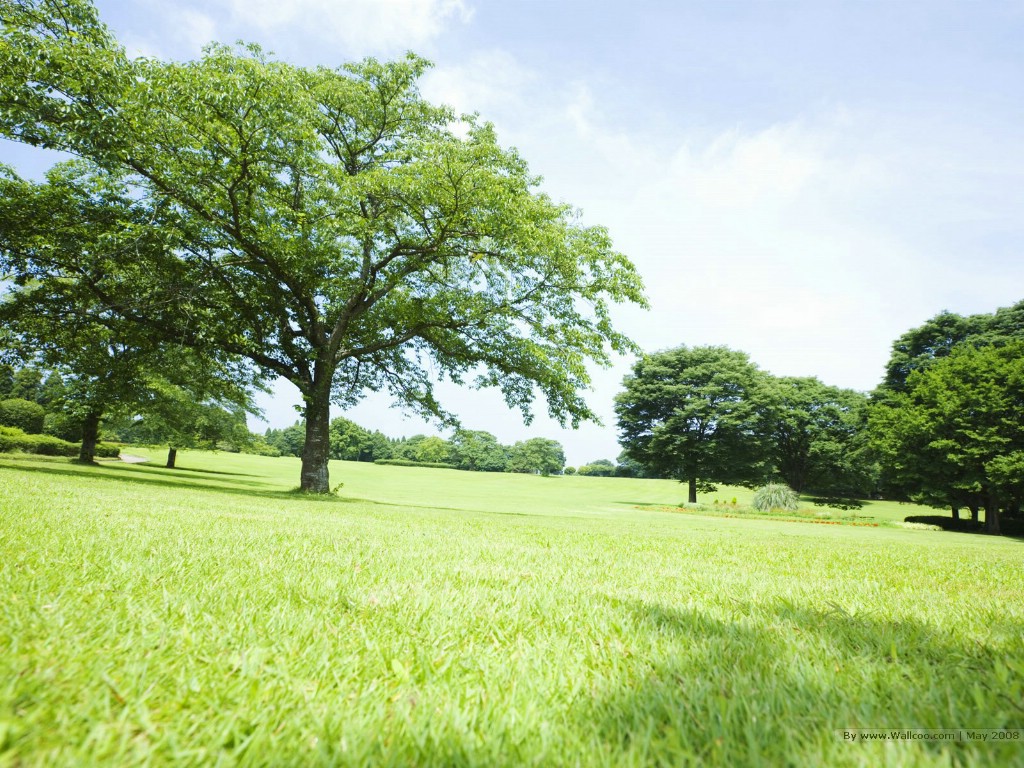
0 426 77 456
95 443 121 458
373 458 457 470
752 483 800 512
43 411 83 442
0 425 120 458
0 398 46 434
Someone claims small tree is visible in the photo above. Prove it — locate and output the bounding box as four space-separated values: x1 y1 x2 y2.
616 346 772 503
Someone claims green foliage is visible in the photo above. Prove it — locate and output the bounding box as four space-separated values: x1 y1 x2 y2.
871 340 1024 533
0 1 647 491
576 459 616 477
265 423 306 458
42 410 83 442
328 417 392 462
0 397 46 434
616 345 772 501
373 458 457 470
766 376 876 497
241 433 282 457
9 366 43 402
0 363 14 398
506 438 566 476
0 425 118 457
449 429 508 472
752 483 801 512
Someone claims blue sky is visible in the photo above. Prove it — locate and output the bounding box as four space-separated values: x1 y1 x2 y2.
4 0 1024 465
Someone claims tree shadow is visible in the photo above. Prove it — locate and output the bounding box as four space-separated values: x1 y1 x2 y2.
0 457 335 504
569 596 1024 765
112 462 263 479
904 515 1024 541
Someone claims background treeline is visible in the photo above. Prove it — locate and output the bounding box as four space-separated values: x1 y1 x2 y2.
616 300 1024 534
265 420 578 477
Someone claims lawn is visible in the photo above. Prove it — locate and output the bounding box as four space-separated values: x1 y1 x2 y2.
1 450 1022 766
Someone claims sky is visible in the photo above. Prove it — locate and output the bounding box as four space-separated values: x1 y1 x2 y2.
4 0 1024 466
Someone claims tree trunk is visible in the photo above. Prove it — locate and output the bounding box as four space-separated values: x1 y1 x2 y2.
688 477 697 504
166 447 177 469
300 382 332 493
950 504 960 521
985 491 1001 535
969 505 979 524
77 408 102 464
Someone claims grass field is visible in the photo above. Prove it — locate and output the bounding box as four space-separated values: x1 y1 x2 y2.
1 450 1022 766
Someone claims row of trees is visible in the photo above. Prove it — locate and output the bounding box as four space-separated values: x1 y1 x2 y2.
616 300 1024 533
266 418 570 475
0 0 646 491
869 303 1024 534
0 360 267 466
616 347 873 505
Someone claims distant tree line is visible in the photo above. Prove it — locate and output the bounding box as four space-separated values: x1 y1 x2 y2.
265 418 570 476
616 300 1024 534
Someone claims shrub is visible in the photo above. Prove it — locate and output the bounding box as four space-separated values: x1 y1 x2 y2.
0 398 46 434
95 443 121 458
373 458 457 470
43 411 83 442
0 425 120 458
752 483 800 512
0 426 77 456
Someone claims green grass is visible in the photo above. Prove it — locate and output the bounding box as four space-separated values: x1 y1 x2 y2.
1 450 1022 766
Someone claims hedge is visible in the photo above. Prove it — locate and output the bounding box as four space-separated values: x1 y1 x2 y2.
0 426 120 458
373 458 458 470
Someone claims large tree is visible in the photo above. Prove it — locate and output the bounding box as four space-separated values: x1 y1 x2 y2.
871 300 1024 507
766 376 875 497
616 346 772 503
878 300 1024 396
870 341 1024 534
0 0 646 491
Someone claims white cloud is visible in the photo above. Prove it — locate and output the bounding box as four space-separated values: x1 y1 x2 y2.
225 0 472 55
122 8 218 59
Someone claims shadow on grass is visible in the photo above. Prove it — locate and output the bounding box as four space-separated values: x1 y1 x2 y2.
905 515 1024 541
573 596 1024 765
0 456 360 505
167 465 264 478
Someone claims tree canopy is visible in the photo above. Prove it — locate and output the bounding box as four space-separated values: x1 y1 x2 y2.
870 341 1024 534
615 345 772 503
766 376 875 498
0 0 646 491
0 163 259 462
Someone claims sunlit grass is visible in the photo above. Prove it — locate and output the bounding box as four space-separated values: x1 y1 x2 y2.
1 450 1022 766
